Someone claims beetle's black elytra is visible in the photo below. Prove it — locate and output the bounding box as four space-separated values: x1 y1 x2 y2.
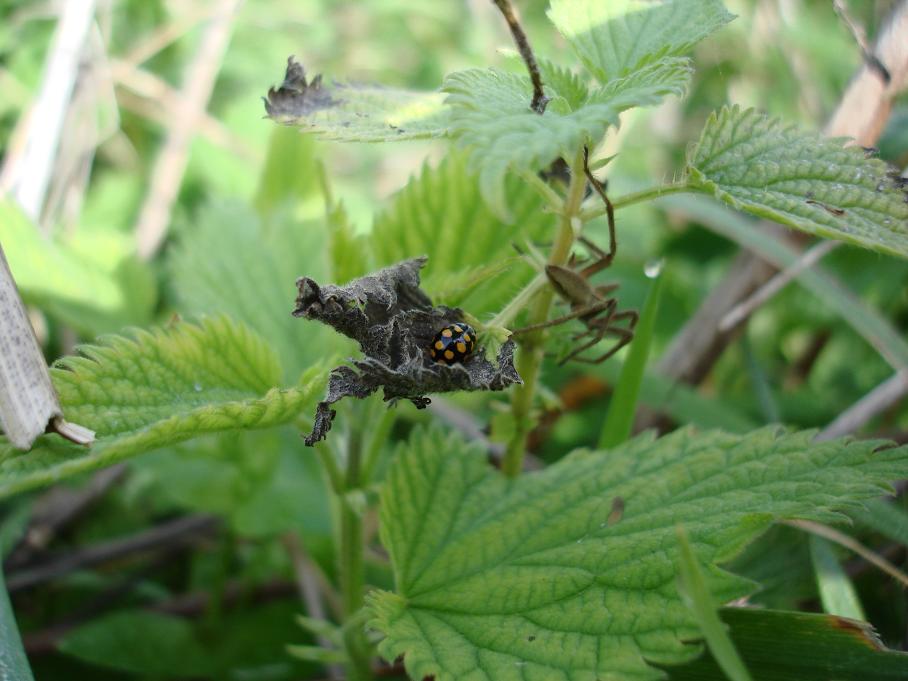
430 323 476 364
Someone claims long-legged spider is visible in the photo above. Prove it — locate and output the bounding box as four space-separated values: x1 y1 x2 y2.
511 150 638 365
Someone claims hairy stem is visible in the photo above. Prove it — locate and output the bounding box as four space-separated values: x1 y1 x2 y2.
337 425 372 681
491 0 548 113
488 271 548 330
516 167 564 212
360 400 397 484
316 443 344 494
502 147 587 477
579 182 690 221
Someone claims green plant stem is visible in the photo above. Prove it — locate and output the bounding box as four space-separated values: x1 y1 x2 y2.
516 168 565 213
579 181 690 221
488 271 548 330
316 443 344 494
314 414 373 680
502 147 587 477
360 403 396 484
337 425 372 681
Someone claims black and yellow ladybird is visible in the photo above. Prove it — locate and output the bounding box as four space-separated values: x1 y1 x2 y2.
430 322 476 365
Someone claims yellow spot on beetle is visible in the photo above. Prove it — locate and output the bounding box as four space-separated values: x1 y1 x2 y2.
456 342 466 353
463 333 471 343
442 329 453 338
444 350 455 360
435 340 444 350
453 325 463 333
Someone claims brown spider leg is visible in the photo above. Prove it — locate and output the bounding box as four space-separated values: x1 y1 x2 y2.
558 309 638 365
510 299 613 337
557 299 618 364
571 237 612 279
594 282 621 297
570 327 635 365
569 296 619 340
613 309 639 329
581 146 617 277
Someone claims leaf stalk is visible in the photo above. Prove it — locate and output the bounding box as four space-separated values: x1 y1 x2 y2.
502 146 587 477
580 181 690 221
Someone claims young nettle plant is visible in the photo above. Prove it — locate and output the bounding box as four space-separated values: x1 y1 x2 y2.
260 1 908 679
2 1 908 681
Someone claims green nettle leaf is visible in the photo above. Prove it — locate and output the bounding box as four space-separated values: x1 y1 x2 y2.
537 59 589 110
253 124 321 218
59 611 212 676
548 0 735 83
686 106 908 258
264 57 449 142
586 57 693 108
0 317 324 499
444 67 686 217
370 150 550 315
136 429 331 539
0 200 155 334
168 200 336 382
369 427 908 681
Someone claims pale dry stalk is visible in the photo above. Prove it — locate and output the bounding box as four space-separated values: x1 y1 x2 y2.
135 0 243 260
0 0 97 225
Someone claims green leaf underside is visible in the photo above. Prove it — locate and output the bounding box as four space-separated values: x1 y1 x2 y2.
0 317 323 499
370 150 551 314
547 0 734 83
687 106 908 258
272 84 449 142
444 62 689 217
538 60 589 111
369 427 908 681
664 608 908 680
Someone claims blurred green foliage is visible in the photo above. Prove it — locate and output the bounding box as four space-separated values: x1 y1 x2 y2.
0 0 906 679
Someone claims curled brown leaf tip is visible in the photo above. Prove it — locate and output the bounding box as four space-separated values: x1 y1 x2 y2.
295 258 521 445
263 56 335 120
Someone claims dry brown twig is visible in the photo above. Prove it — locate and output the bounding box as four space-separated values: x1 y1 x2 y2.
42 23 121 232
112 60 258 162
23 578 298 655
5 464 127 570
785 519 908 589
6 514 218 592
120 5 213 70
134 0 244 260
816 370 908 441
718 241 841 333
283 533 343 681
491 0 547 113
